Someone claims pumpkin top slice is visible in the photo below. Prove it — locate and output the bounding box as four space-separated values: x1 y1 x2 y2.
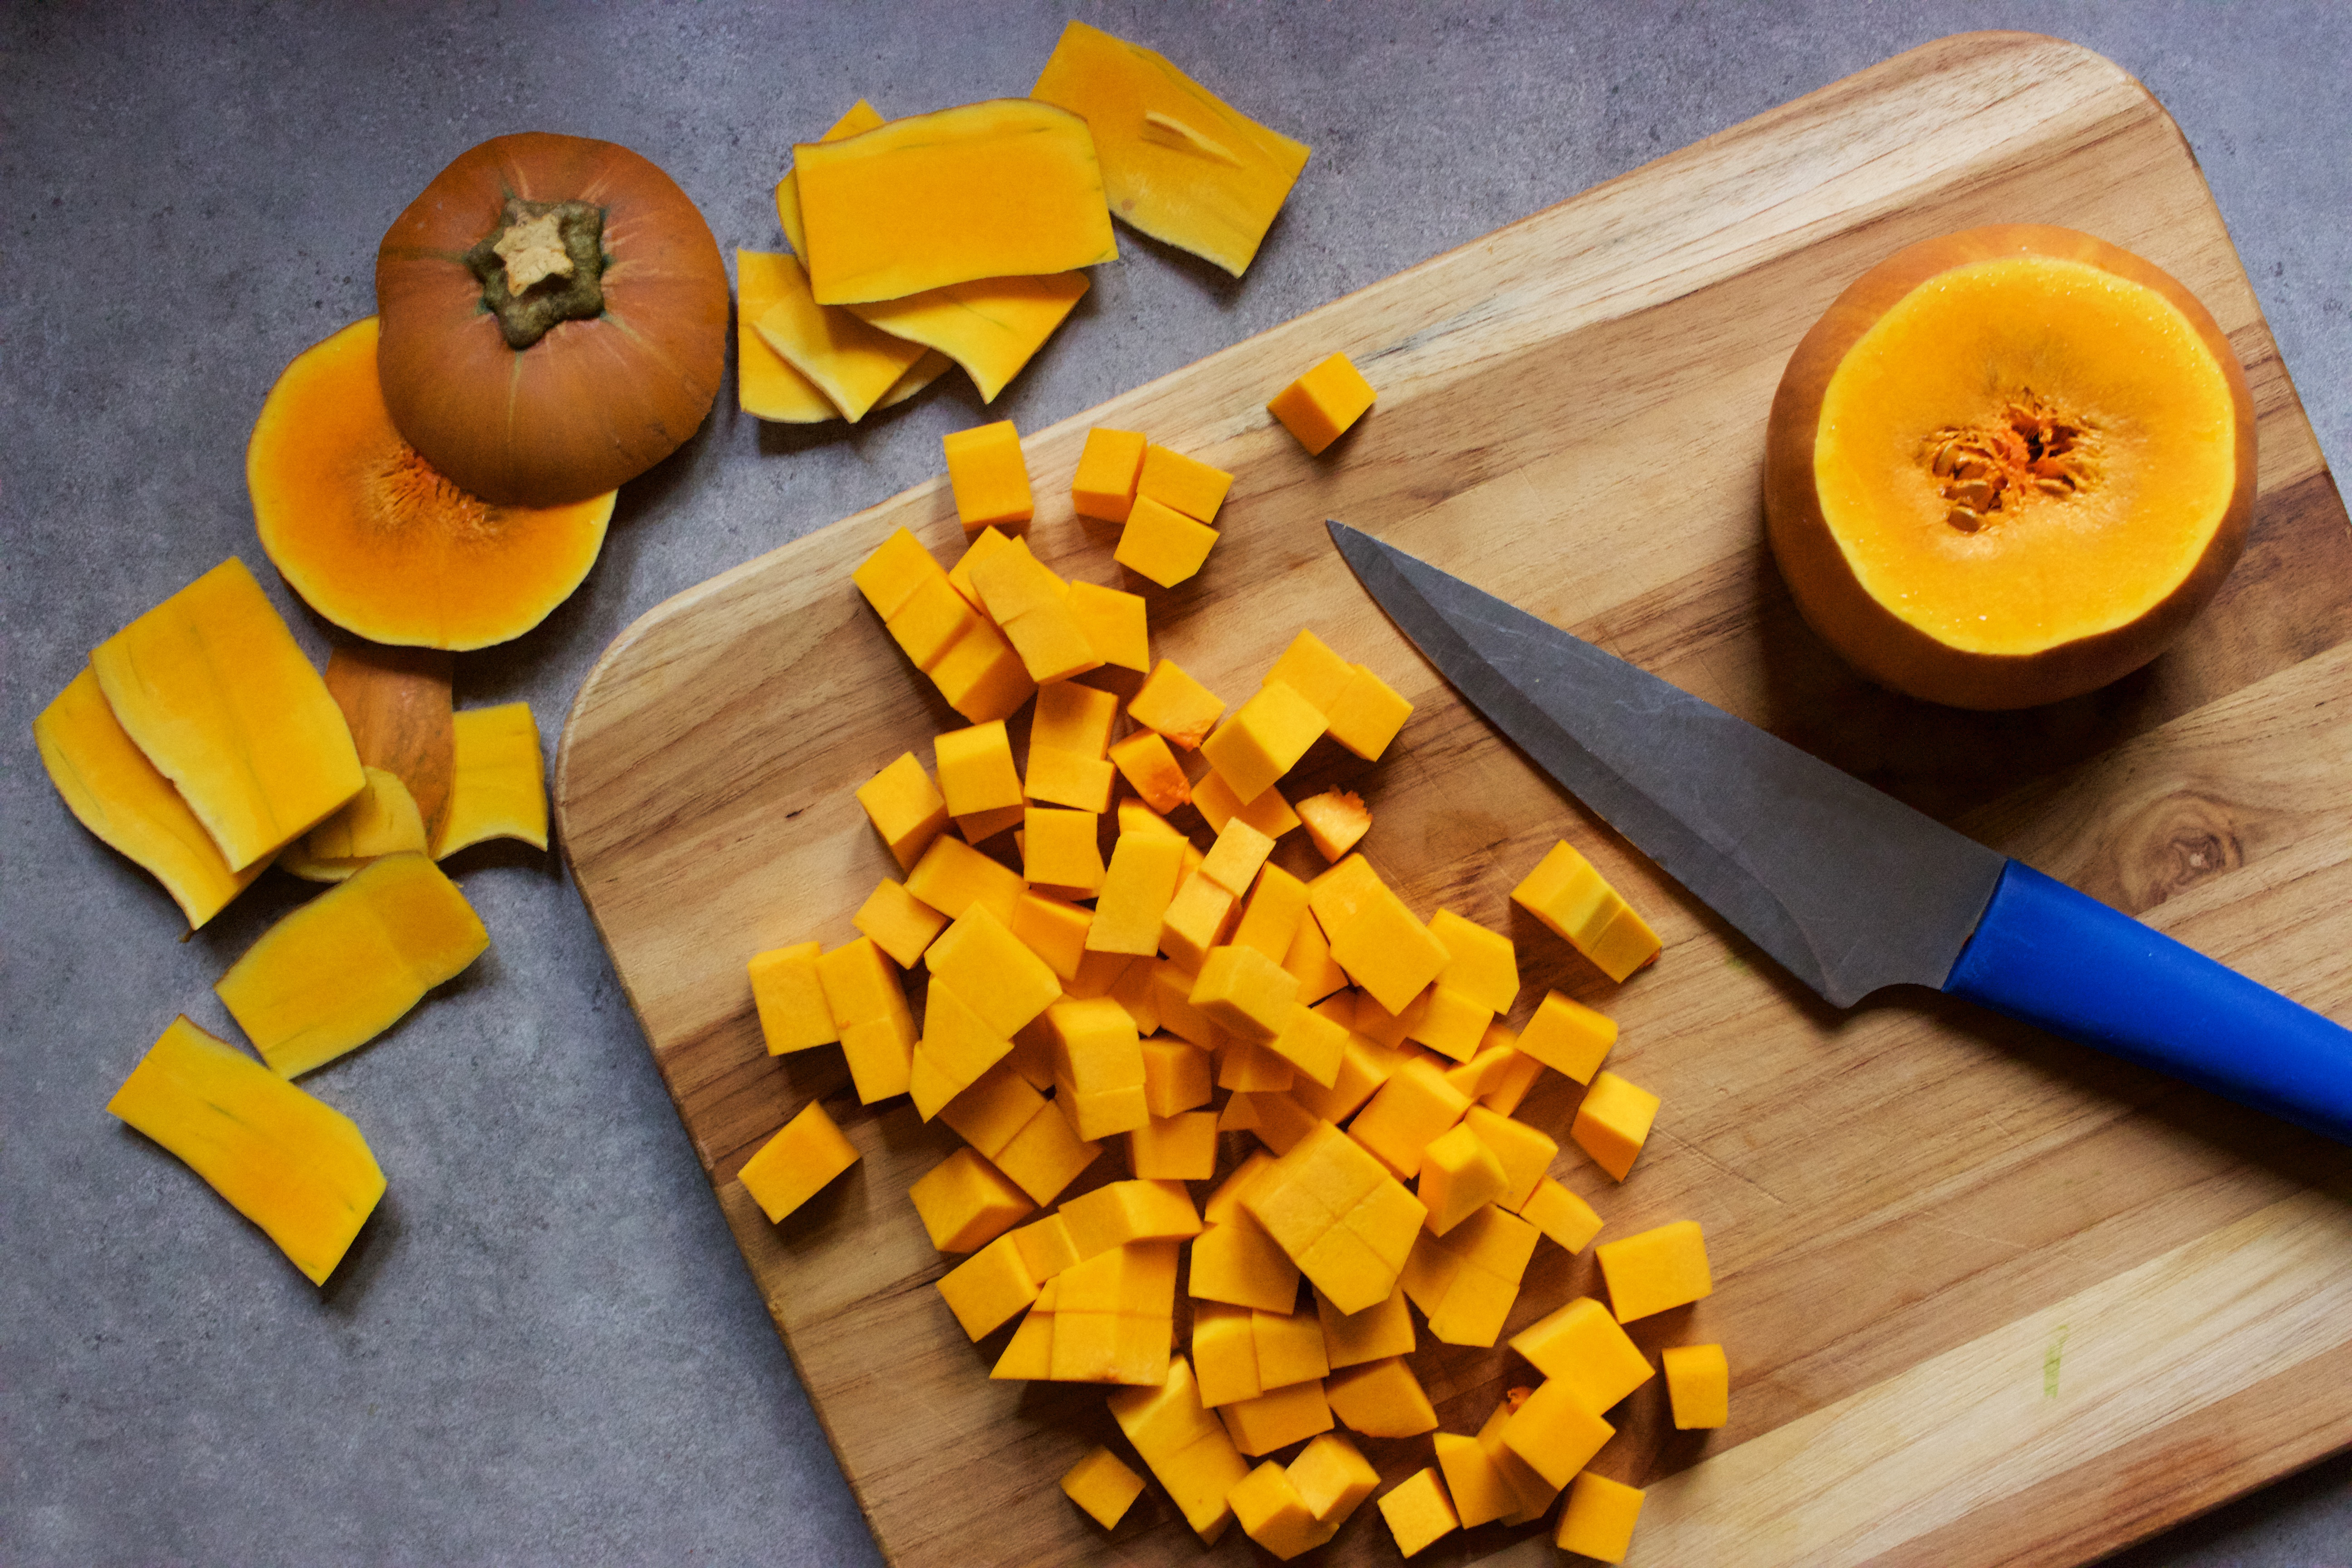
248 317 615 652
1813 252 2242 657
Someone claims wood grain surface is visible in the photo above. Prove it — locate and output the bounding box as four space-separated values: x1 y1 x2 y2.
554 31 2352 1568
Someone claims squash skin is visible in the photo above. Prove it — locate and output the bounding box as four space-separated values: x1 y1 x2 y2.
1764 224 2255 710
375 132 727 506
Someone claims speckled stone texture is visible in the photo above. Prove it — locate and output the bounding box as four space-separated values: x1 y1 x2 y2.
2 3 2344 1564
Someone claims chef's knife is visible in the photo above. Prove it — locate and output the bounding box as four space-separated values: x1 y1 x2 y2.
1328 519 2352 1145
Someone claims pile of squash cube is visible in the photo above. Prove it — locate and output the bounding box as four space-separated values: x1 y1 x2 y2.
737 394 1729 1562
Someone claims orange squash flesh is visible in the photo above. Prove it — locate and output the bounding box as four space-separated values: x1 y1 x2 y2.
248 317 616 652
1765 225 2254 709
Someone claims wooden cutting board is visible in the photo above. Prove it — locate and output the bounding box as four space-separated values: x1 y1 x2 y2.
555 31 2352 1568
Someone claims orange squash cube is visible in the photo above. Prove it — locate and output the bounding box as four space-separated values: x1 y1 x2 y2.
1264 1002 1348 1088
1065 579 1151 671
1555 1471 1644 1563
1190 944 1301 1044
1128 1110 1217 1180
1114 495 1218 587
1192 769 1300 841
1200 681 1325 804
1188 1216 1301 1313
1324 1354 1438 1437
1010 1212 1082 1282
1596 1219 1712 1323
1463 1104 1558 1211
1571 1069 1660 1181
851 525 943 617
1047 996 1150 1140
942 419 1033 530
1511 1296 1654 1414
1022 805 1104 894
936 1230 1042 1339
1502 1378 1616 1492
1427 908 1519 1014
1305 853 1384 936
1294 789 1371 862
909 1146 1033 1252
946 524 1019 611
1268 353 1377 456
1232 862 1309 959
1316 1282 1415 1368
1228 1462 1334 1560
1416 1122 1510 1235
1160 872 1238 971
927 903 1063 1038
1060 1444 1146 1529
1323 663 1412 760
964 530 1064 622
1435 1431 1518 1528
883 572 981 669
1071 426 1147 523
938 1063 1043 1159
1521 1175 1605 1254
1263 629 1356 710
1287 1432 1381 1527
1199 816 1277 897
851 877 949 968
933 720 1022 820
1032 680 1120 759
992 1094 1103 1205
1135 442 1234 523
1376 1467 1460 1558
1512 839 1661 982
1106 729 1190 813
1517 989 1617 1083
1142 1036 1214 1116
1219 1379 1333 1457
855 751 949 872
1127 658 1225 748
1328 886 1451 1017
1088 830 1188 955
1290 1029 1406 1126
1010 889 1093 982
1254 1307 1331 1390
748 941 837 1054
1348 1056 1470 1179
1662 1343 1730 1429
1281 911 1351 1004
737 1098 861 1222
1108 1355 1250 1543
1406 985 1491 1063
926 615 1034 724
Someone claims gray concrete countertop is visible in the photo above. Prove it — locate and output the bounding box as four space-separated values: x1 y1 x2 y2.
5 3 2345 1563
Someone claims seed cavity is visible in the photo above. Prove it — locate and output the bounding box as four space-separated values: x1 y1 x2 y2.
1921 391 2098 533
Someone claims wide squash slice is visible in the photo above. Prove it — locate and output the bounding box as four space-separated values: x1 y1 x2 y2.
35 666 264 928
795 100 1117 304
1032 20 1310 278
216 852 490 1078
108 1016 387 1285
89 557 365 873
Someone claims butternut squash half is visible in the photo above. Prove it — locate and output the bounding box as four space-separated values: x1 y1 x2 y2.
249 318 616 651
108 1016 386 1285
1765 225 2254 709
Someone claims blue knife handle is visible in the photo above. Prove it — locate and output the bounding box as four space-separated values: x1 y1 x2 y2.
1945 860 2352 1144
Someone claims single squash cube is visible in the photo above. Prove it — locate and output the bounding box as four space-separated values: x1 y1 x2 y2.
1349 1056 1470 1179
1571 1070 1660 1181
1268 351 1377 456
964 530 1064 622
1200 681 1325 804
1463 1103 1558 1212
1135 442 1235 524
1127 658 1225 748
738 1097 862 1224
1305 853 1383 936
1427 908 1519 1014
1265 1003 1348 1089
1060 1444 1146 1530
1555 1471 1645 1564
1048 997 1151 1142
1160 872 1238 972
884 572 982 670
1511 840 1661 982
1011 889 1093 983
1233 863 1309 960
998 598 1105 685
1191 944 1301 1044
748 941 838 1054
852 877 950 968
992 1095 1104 1204
905 823 1024 926
1325 1354 1438 1437
1521 1175 1605 1254
1662 1342 1730 1429
942 419 1034 531
1476 1035 1548 1117
909 1146 1034 1252
1596 1219 1712 1323
815 936 905 1031
1114 495 1219 588
929 904 1064 1038
1011 1212 1082 1282
1188 1216 1302 1313
947 525 1020 611
1065 579 1151 671
1377 1467 1461 1559
1317 1282 1415 1368
1282 913 1351 1004
926 615 1034 725
1215 1042 1291 1096
1475 1396 1562 1524
1193 772 1300 844
1199 816 1277 898
1229 1463 1334 1560
1406 985 1491 1063
939 1063 1043 1160
936 1230 1042 1339
105 1016 385 1286
1328 886 1451 1018
1294 789 1371 863
1219 1378 1333 1457
1022 805 1105 894
1107 1355 1252 1544
1088 829 1188 955
1192 1300 1262 1407
1502 1378 1616 1492
912 982 1011 1119
1435 1431 1519 1529
1512 1296 1654 1414
1323 664 1412 761
934 720 1023 820
1517 989 1617 1083
1072 426 1149 523
851 525 943 618
1254 1307 1331 1389
1263 629 1356 711
1128 1111 1217 1180
839 1015 916 1104
1033 680 1121 759
1142 1036 1214 1117
1417 1123 1511 1236
1107 729 1191 813
1288 1431 1380 1526
1152 960 1222 1050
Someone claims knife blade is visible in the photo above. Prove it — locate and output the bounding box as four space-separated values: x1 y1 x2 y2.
1328 518 2352 1145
